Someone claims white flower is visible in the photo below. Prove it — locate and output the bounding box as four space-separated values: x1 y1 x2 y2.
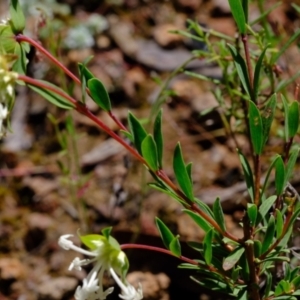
58 233 143 300
0 103 8 138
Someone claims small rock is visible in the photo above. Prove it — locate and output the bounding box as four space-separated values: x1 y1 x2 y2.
81 138 126 166
0 258 25 281
211 0 231 16
127 272 170 300
153 24 183 48
24 213 54 251
37 277 77 300
175 0 202 12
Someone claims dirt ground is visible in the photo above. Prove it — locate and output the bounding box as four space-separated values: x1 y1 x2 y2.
0 0 300 299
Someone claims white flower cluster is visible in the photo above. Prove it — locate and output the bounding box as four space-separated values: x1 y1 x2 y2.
0 55 17 138
59 234 143 300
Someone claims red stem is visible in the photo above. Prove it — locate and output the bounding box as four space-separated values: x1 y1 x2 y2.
121 243 197 265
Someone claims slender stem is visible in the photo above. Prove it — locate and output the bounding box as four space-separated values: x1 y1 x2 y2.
241 34 254 100
121 243 244 285
242 214 260 300
16 34 81 85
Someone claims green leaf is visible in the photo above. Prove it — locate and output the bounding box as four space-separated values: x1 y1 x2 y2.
271 29 300 64
261 94 277 147
247 203 257 225
261 155 280 196
0 25 17 53
12 42 28 74
153 109 163 169
275 280 292 296
78 59 94 103
173 143 194 201
241 0 248 23
213 197 226 232
9 0 26 33
292 275 300 289
228 44 251 97
276 210 284 238
141 134 158 171
194 198 215 219
203 229 213 265
248 100 263 154
288 101 299 138
155 217 174 250
282 94 290 142
128 112 147 154
264 271 273 298
253 240 262 257
284 147 299 185
238 150 254 201
228 0 246 34
78 61 94 83
101 227 112 240
253 46 269 100
261 215 275 254
257 195 277 224
88 78 111 112
28 81 75 110
186 162 193 183
223 247 245 271
275 156 285 195
183 209 212 233
169 236 181 257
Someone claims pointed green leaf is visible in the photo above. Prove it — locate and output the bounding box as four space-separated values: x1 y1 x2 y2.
261 215 275 254
275 156 285 195
78 60 94 103
141 134 158 171
264 271 273 298
284 147 299 185
242 0 248 23
88 78 111 112
223 247 245 271
173 143 194 201
238 150 254 201
247 203 257 225
253 240 262 257
261 94 277 147
155 217 174 250
28 81 75 110
253 46 269 100
228 44 251 97
213 197 226 232
128 112 147 154
78 61 94 83
101 227 112 240
288 101 299 138
186 162 193 183
261 155 280 196
183 209 212 233
12 42 28 74
169 236 181 257
248 100 263 154
257 195 277 224
281 94 290 142
9 0 26 33
153 109 163 169
228 0 246 34
203 229 213 265
194 198 215 218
